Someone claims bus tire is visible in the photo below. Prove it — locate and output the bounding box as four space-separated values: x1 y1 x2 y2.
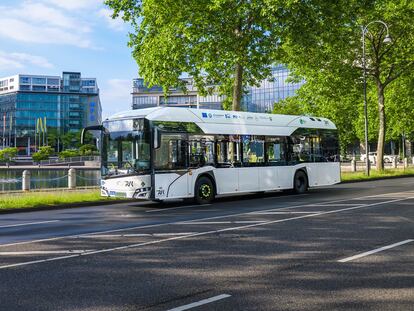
293 170 308 194
195 176 215 204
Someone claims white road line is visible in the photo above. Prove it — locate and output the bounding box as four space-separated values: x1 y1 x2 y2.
0 250 94 255
146 204 211 213
176 221 266 225
166 294 231 311
250 211 322 215
1 189 413 248
0 196 412 270
338 239 414 263
0 220 60 229
80 233 197 238
306 203 365 207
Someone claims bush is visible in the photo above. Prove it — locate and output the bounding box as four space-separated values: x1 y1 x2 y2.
79 144 98 156
32 146 54 163
59 149 80 159
0 147 18 162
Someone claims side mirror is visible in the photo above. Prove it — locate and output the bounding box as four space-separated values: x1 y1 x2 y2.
154 127 161 149
81 125 107 145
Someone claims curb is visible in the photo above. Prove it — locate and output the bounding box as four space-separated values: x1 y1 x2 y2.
0 199 135 215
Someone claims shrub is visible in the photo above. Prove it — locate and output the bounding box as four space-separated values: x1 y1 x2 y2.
0 147 18 162
32 146 54 163
59 149 80 159
79 144 98 156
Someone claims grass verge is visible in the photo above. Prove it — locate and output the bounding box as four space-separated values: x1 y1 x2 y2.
0 190 121 210
341 168 414 182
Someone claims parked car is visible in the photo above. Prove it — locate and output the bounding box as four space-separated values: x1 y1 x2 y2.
360 152 399 163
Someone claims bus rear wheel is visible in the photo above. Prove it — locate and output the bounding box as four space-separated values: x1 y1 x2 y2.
293 171 308 194
195 177 215 204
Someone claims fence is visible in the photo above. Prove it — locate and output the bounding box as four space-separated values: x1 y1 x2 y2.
340 157 414 172
39 156 101 166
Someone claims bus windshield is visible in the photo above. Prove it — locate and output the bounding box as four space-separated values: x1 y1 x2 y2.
102 122 150 177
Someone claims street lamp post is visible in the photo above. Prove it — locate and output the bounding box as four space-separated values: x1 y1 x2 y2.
361 20 391 176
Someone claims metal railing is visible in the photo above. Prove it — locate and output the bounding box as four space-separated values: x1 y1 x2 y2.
39 156 101 166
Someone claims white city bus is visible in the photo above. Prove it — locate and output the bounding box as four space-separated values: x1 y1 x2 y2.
82 107 340 204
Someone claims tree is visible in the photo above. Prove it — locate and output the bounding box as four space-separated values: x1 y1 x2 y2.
105 0 290 111
79 144 98 156
32 146 54 163
0 147 17 163
59 149 80 159
279 0 414 170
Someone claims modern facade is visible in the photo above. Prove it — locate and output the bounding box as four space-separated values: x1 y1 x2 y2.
0 72 102 155
132 78 224 110
131 65 304 113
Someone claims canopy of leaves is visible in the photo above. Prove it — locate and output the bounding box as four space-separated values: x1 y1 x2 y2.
276 0 414 150
0 147 18 162
105 0 293 107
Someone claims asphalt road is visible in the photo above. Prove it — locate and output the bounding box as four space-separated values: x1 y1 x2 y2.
0 178 413 311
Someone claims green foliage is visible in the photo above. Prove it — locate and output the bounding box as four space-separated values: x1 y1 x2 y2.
79 144 98 156
32 146 54 162
0 147 18 162
0 190 121 210
59 149 80 159
277 0 414 164
105 0 291 110
342 168 414 182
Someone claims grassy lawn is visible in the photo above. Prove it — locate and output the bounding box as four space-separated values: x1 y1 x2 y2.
0 190 121 210
341 168 414 182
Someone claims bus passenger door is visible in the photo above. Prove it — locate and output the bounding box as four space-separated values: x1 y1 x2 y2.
153 134 189 199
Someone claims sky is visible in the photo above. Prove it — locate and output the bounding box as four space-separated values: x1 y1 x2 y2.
0 0 138 118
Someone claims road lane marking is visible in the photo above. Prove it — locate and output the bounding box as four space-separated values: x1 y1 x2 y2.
80 233 197 238
146 204 211 213
176 221 267 225
306 203 365 207
1 196 412 270
0 220 60 229
338 239 414 263
250 211 322 215
1 190 414 249
166 294 231 311
0 250 94 255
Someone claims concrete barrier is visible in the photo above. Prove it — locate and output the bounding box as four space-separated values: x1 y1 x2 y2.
22 170 31 191
68 168 76 189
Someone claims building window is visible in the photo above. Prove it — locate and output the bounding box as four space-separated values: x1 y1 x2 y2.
47 78 60 85
20 85 31 91
32 77 46 84
20 77 30 84
32 85 46 91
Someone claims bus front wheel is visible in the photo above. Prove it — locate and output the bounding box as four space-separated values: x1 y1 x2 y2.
195 177 215 204
293 171 308 194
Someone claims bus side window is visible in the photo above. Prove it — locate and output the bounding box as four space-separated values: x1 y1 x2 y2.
242 135 265 166
155 134 187 170
265 137 286 165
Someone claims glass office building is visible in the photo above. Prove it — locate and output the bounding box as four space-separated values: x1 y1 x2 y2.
132 78 224 110
242 64 304 112
0 72 102 155
132 65 304 112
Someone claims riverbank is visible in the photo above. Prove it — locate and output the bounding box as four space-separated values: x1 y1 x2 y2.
341 168 414 182
0 190 128 212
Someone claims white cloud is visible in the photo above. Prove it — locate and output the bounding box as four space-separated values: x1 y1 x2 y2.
11 2 91 32
0 50 53 70
0 1 97 48
98 8 125 31
0 18 92 48
43 0 103 10
100 79 132 118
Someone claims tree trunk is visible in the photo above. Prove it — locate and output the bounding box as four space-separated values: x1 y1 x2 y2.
376 82 386 171
232 63 243 111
